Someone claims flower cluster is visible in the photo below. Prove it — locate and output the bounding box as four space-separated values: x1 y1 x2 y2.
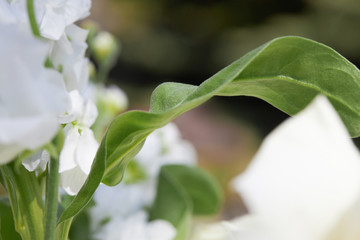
0 0 97 195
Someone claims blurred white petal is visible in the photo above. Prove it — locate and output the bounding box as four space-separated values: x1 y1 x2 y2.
136 123 197 178
0 144 24 164
94 211 176 240
0 23 70 164
232 95 360 240
0 1 16 23
60 165 88 196
23 150 50 172
147 219 176 240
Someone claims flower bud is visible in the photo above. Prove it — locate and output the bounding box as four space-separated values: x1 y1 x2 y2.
92 31 120 63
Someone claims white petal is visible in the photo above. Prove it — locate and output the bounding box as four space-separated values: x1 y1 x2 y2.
324 195 360 240
60 90 84 123
136 123 196 178
0 1 16 23
0 115 58 147
60 165 88 195
81 99 98 127
233 96 360 240
147 219 177 240
63 0 91 25
39 4 67 40
90 183 153 231
39 150 50 171
37 0 91 40
50 24 89 91
59 126 79 172
0 144 24 164
23 150 42 172
72 57 89 91
22 150 50 172
76 128 98 174
0 23 70 163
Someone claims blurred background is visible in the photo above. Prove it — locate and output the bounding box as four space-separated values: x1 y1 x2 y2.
85 0 360 219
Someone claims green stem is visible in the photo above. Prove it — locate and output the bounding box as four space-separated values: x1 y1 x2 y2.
26 0 41 37
44 157 59 240
56 218 73 240
1 164 44 240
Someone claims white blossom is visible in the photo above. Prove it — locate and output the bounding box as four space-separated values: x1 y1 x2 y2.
134 123 197 206
229 95 360 240
136 123 197 178
59 90 98 195
0 23 70 164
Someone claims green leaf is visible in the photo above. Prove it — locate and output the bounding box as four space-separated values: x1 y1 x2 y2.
165 165 222 215
149 166 192 240
149 165 222 240
0 164 44 240
0 198 21 240
59 36 360 224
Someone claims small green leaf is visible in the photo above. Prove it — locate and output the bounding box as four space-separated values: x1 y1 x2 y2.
164 165 222 215
149 166 192 240
150 165 222 240
59 36 360 224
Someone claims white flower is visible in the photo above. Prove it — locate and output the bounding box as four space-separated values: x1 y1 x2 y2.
136 123 197 178
59 90 98 195
93 210 176 240
134 123 197 206
91 183 153 230
50 24 89 91
230 95 360 240
0 23 70 164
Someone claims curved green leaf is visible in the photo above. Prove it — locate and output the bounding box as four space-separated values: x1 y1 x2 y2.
59 36 360 224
